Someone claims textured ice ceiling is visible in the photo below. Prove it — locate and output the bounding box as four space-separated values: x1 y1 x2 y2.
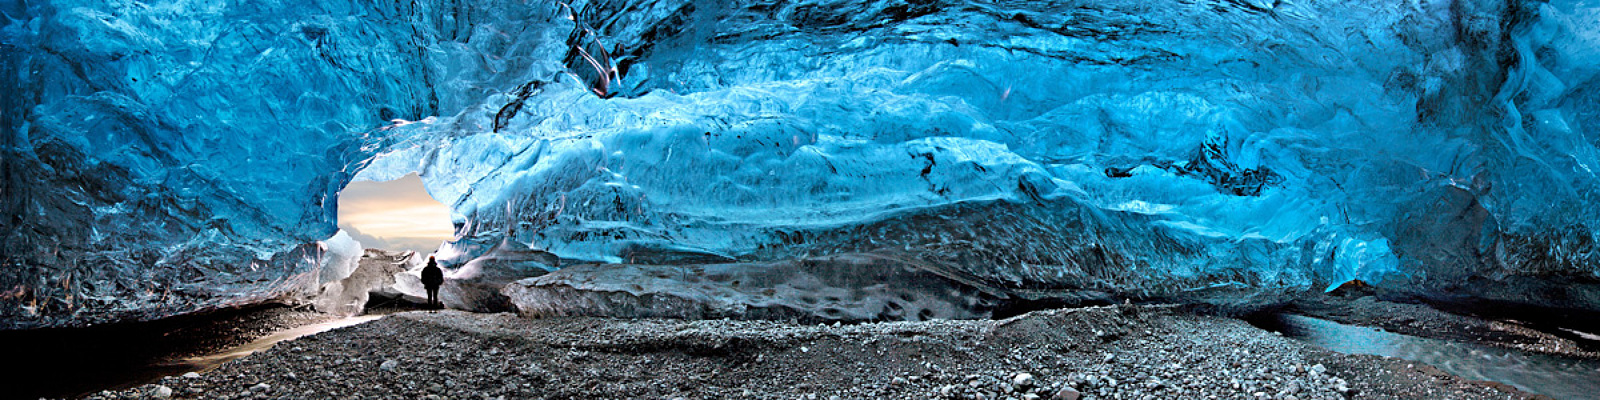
2 0 1598 328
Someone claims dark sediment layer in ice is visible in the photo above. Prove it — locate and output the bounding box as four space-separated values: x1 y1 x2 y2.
504 253 1018 322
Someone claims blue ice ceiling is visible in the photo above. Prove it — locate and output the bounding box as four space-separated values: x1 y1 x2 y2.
2 0 1598 328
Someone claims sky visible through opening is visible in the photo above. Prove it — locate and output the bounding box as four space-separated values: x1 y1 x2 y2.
337 173 454 253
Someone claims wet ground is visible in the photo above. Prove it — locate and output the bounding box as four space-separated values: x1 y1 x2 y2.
172 315 386 372
1285 294 1600 360
1257 314 1600 400
0 303 335 399
0 295 433 400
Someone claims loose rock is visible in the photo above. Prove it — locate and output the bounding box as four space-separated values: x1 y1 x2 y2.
77 306 1543 400
1052 387 1082 400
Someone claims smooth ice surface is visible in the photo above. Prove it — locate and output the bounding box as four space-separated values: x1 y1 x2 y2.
4 0 1600 326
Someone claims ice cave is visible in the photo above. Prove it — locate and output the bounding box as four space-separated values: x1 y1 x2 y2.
3 0 1600 398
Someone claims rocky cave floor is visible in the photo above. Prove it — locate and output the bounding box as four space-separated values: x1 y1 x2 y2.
71 298 1585 400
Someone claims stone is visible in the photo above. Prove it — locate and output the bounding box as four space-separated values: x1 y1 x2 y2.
380 359 401 371
1052 387 1082 400
250 383 271 392
150 385 174 398
1013 372 1035 388
182 372 202 379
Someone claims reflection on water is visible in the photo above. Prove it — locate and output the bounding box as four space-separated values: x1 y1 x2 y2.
171 315 384 371
1276 315 1600 400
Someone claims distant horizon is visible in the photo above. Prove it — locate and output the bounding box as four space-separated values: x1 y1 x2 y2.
336 173 454 253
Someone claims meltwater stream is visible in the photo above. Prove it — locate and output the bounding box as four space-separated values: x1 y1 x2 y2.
0 306 386 399
1270 315 1600 400
171 315 385 372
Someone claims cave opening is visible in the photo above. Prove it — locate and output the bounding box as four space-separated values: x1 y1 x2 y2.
334 172 455 254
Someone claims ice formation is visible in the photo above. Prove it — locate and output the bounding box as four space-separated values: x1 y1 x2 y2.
3 0 1599 327
505 253 1014 321
309 231 364 316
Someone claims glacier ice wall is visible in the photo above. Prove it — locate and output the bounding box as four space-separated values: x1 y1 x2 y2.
4 0 1600 327
1 0 444 327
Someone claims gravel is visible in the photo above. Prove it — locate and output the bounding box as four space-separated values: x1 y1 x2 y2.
82 305 1538 400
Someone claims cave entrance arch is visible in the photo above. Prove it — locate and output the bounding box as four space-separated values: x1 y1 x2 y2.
335 172 455 254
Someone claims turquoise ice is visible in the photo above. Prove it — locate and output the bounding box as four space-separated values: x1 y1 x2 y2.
3 0 1598 327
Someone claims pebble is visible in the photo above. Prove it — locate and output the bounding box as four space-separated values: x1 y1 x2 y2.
182 372 201 379
150 385 173 398
1052 387 1082 400
380 359 400 371
1013 372 1035 388
250 383 270 392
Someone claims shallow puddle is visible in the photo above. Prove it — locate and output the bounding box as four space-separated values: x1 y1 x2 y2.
1269 314 1600 400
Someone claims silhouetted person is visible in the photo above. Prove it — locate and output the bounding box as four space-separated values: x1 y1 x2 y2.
421 256 444 310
